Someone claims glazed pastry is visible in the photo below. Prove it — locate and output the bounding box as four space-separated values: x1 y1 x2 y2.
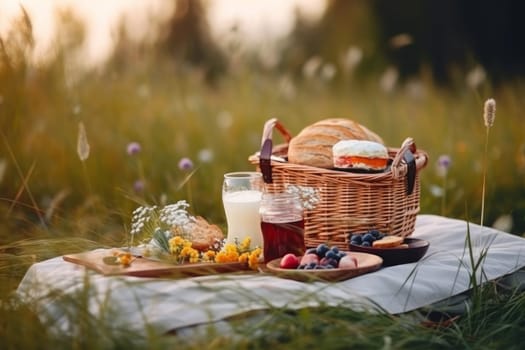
332 140 389 171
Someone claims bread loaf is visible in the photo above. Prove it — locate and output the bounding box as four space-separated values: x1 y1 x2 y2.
288 118 384 168
182 216 224 251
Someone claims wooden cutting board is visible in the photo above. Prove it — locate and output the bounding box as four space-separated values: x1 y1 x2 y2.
63 249 249 278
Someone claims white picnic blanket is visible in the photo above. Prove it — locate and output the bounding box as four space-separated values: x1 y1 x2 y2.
16 215 525 336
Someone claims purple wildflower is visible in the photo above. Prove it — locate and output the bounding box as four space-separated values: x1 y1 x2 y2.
133 179 145 193
127 142 142 156
178 157 194 171
436 155 452 177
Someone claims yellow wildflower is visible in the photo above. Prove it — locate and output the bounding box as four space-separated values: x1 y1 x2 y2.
115 252 133 267
180 246 199 263
248 247 262 270
223 242 238 253
238 252 250 264
215 249 239 263
239 237 251 252
170 236 185 247
202 250 216 262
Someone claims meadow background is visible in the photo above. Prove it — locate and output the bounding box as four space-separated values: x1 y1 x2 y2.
1 1 525 348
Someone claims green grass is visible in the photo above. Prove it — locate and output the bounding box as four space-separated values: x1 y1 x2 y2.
1 15 525 349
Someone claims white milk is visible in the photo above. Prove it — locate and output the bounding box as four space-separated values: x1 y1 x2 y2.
222 190 263 248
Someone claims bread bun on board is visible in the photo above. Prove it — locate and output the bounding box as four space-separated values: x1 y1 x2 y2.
288 118 384 168
176 216 224 251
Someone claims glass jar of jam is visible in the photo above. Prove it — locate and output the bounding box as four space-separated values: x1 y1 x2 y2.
259 192 305 262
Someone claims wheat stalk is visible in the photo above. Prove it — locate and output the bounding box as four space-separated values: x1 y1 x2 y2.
480 98 496 228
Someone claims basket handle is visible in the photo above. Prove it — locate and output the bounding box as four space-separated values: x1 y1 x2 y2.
260 118 293 183
391 137 418 195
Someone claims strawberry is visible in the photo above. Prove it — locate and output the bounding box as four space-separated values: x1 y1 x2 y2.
279 253 300 269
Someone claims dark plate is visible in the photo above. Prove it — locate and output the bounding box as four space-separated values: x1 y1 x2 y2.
348 238 429 267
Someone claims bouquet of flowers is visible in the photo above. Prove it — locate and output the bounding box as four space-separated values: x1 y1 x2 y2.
128 200 261 270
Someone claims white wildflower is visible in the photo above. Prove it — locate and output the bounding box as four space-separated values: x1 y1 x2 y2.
286 185 320 211
380 66 399 93
216 110 233 130
320 63 336 81
341 46 363 74
466 65 486 89
302 56 322 79
198 148 214 163
158 200 193 228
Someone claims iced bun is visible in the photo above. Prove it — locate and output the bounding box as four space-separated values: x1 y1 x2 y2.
332 140 389 171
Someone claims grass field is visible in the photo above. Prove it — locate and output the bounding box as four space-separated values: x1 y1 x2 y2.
1 20 525 348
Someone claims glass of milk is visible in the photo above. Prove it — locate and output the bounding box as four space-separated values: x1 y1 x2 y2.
222 172 264 248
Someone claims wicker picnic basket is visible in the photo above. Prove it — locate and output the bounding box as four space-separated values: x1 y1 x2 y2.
249 118 429 249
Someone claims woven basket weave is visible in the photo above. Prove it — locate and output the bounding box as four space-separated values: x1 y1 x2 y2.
250 118 429 249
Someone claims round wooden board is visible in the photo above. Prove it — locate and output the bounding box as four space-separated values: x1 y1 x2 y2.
265 252 383 282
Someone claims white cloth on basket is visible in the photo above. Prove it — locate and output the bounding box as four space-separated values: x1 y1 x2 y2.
16 215 525 336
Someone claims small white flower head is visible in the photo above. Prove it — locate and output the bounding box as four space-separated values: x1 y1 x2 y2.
130 205 156 236
285 185 320 211
341 46 363 73
379 66 399 93
198 148 214 163
302 56 322 79
320 63 336 81
130 201 194 240
466 65 486 89
484 98 496 128
158 200 193 228
216 110 233 130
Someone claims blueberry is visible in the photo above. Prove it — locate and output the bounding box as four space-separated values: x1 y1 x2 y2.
323 258 338 268
370 230 381 238
316 244 330 258
363 233 375 243
325 250 337 259
330 246 340 254
350 235 362 245
297 264 306 269
337 252 347 259
361 241 371 247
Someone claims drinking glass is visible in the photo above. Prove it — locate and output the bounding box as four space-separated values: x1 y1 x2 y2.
259 192 305 262
222 172 264 248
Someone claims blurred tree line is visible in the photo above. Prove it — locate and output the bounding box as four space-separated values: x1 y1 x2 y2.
2 0 524 85
147 0 524 85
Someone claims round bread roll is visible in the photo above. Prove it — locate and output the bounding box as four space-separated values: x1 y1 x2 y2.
288 118 384 168
333 140 389 171
175 216 224 251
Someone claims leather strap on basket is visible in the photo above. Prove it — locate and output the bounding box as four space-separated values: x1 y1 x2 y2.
259 118 293 183
391 137 417 195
